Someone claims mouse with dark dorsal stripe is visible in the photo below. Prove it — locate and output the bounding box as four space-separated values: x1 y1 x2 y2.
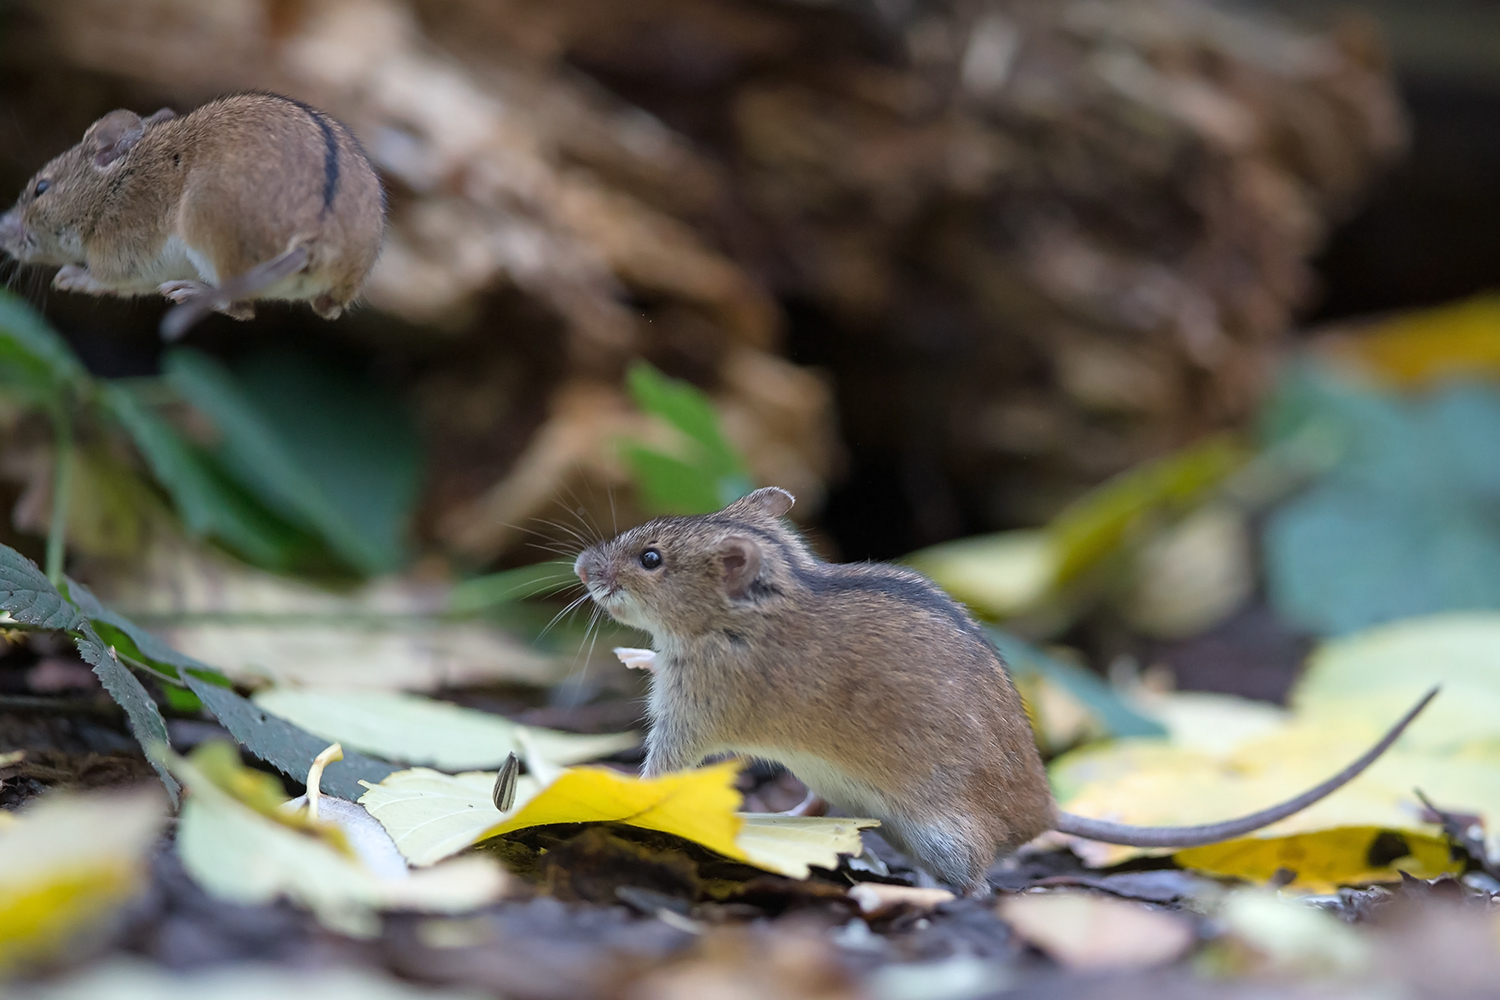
0 93 385 339
574 487 1437 896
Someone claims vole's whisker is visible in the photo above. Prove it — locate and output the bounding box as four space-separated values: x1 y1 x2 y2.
537 591 592 640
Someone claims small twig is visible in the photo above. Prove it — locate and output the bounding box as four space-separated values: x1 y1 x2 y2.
44 399 74 586
306 742 344 822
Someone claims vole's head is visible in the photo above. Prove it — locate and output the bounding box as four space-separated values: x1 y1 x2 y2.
574 487 797 639
0 108 174 265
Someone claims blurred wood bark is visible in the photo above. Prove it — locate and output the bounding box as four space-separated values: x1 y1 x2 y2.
0 0 1403 558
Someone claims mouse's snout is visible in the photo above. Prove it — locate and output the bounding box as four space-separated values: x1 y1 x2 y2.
0 209 26 256
575 549 610 590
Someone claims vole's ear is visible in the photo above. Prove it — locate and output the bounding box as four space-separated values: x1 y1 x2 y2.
141 108 178 128
85 110 145 169
724 487 794 521
718 535 764 599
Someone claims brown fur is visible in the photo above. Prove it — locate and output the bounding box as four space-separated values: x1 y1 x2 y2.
0 93 384 331
574 487 1054 895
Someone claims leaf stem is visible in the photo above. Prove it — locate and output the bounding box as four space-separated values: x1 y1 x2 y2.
45 400 74 586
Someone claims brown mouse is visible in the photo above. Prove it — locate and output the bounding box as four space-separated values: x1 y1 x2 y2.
0 93 385 339
574 487 1437 896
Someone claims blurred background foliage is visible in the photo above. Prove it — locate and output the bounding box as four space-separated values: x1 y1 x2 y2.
0 0 1497 743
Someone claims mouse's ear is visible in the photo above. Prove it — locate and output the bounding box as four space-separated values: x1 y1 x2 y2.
718 535 764 599
724 487 794 521
84 110 146 170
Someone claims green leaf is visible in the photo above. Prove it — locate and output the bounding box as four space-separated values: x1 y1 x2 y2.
181 674 398 799
163 349 421 575
989 628 1165 739
0 289 87 397
619 445 727 516
73 624 179 804
233 351 423 570
621 361 752 514
0 545 83 631
65 578 218 683
1049 436 1245 584
1262 365 1500 634
101 384 317 570
448 560 579 614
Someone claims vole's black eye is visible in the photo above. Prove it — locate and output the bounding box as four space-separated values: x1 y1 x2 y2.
32 179 50 197
639 548 663 570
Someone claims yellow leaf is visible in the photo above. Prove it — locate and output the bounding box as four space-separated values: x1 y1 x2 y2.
1175 827 1454 885
251 688 637 770
1051 673 1489 889
0 788 166 972
360 764 878 879
484 761 746 854
735 815 878 879
1324 295 1500 387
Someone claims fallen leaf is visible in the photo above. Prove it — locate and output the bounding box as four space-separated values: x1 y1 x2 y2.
1051 674 1481 887
904 530 1056 620
251 688 637 770
734 815 878 880
10 959 492 1000
1205 888 1370 977
79 534 561 691
999 891 1195 971
1120 502 1253 639
172 747 508 937
359 763 877 879
0 788 166 972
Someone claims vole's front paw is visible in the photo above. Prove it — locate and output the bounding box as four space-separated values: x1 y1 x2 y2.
158 279 210 304
614 647 657 673
54 264 104 293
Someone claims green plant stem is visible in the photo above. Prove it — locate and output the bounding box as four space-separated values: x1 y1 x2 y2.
45 400 74 586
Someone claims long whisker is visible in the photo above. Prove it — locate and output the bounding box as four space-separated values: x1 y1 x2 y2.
538 591 593 640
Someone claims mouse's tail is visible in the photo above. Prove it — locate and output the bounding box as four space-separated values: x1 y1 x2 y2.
1052 686 1438 849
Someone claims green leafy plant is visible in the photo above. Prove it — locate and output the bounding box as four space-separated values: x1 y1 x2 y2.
619 360 752 515
0 539 397 799
0 291 423 577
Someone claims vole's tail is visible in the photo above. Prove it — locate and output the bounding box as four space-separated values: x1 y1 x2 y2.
1052 686 1438 849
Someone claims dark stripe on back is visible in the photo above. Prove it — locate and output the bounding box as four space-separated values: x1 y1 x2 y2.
277 95 340 212
702 516 984 639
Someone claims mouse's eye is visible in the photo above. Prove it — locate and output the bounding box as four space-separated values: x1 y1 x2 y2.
32 179 50 197
639 548 663 570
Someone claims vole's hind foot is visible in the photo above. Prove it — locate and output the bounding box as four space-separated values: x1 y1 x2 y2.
158 279 210 305
312 293 344 320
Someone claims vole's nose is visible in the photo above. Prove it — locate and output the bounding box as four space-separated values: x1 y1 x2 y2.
0 210 23 253
573 551 592 586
